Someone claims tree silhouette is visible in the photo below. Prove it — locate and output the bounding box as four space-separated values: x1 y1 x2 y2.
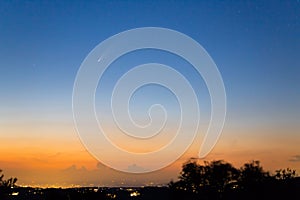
275 168 296 181
178 160 204 192
272 168 298 199
237 161 270 199
239 160 269 183
0 169 18 199
170 159 240 199
203 160 239 195
170 159 299 200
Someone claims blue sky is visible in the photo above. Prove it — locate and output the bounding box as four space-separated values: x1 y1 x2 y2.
1 1 299 124
0 0 299 186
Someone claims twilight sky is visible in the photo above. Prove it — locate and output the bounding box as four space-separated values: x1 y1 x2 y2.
0 0 299 187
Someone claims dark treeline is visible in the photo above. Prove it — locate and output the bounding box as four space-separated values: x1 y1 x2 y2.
0 159 300 200
169 159 300 200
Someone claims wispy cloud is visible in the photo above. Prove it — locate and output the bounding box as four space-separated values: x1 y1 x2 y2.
289 155 300 162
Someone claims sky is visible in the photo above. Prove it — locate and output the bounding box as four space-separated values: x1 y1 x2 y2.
0 0 300 187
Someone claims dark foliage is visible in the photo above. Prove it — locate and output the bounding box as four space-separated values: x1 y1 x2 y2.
169 159 300 200
0 169 18 200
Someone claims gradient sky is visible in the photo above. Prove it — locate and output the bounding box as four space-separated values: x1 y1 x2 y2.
0 0 300 187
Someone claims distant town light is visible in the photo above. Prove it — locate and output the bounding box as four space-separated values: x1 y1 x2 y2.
11 192 19 196
130 191 140 197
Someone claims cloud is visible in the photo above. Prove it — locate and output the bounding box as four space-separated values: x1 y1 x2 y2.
96 162 149 173
126 164 148 173
96 162 109 170
62 165 88 174
289 155 300 162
